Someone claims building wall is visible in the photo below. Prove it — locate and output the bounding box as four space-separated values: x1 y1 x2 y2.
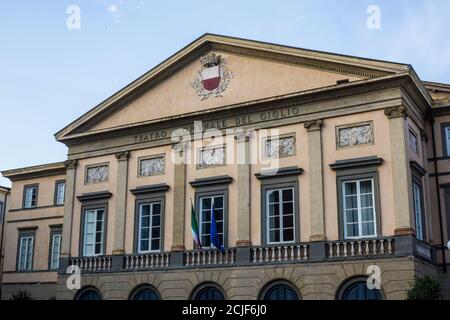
1 174 64 299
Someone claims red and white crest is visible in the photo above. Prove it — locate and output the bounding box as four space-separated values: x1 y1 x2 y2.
191 53 233 100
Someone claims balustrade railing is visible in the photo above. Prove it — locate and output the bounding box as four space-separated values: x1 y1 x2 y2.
327 238 394 258
69 256 112 272
251 244 308 263
184 249 235 266
415 240 432 260
123 253 170 270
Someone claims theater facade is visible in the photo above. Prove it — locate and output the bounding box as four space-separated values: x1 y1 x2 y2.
1 34 450 300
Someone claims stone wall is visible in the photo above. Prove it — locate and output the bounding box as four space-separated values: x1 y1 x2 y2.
2 282 56 300
55 256 419 300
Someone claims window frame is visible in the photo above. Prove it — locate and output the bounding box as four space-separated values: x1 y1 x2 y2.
441 123 450 157
23 184 39 209
54 180 66 206
134 195 165 254
336 167 381 240
79 203 108 257
0 201 4 223
48 226 62 270
260 175 300 246
341 178 377 239
16 228 36 272
409 129 419 154
194 186 228 249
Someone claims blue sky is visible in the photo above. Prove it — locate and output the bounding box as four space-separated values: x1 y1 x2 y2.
1 0 450 186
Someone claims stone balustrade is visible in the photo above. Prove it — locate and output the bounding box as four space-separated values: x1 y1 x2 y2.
327 238 394 258
123 253 170 270
69 256 112 272
184 249 235 266
251 244 308 263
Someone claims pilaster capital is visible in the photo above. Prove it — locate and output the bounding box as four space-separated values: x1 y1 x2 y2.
64 159 78 170
115 151 129 161
384 106 408 119
234 128 253 142
304 119 323 131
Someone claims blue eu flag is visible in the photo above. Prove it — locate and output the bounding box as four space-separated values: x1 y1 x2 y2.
210 205 225 253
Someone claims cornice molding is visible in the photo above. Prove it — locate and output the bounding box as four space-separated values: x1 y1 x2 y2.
77 191 112 202
130 183 170 195
255 166 304 180
189 175 233 188
330 156 383 171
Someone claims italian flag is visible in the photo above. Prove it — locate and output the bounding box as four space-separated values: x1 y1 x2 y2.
191 201 202 248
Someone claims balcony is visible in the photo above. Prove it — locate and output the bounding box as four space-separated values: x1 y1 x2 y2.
64 235 434 274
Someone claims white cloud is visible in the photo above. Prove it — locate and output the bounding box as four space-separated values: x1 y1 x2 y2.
107 5 118 13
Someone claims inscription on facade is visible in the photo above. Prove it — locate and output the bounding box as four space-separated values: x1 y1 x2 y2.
132 106 301 145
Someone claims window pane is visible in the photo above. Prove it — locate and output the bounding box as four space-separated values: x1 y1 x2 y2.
346 223 359 237
344 182 357 196
345 210 358 223
282 189 293 202
140 228 149 239
202 197 211 209
151 239 160 251
214 197 223 209
360 194 373 208
140 240 149 252
152 203 161 214
359 180 372 194
362 222 375 236
283 215 294 228
282 202 294 215
152 227 160 238
269 230 280 242
283 228 294 242
268 203 279 216
269 216 280 229
345 196 358 210
152 215 160 227
268 190 279 203
361 208 374 222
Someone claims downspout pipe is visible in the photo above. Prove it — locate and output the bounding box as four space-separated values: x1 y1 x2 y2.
430 118 447 273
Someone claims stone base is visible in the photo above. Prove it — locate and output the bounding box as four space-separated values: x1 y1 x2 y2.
394 227 415 236
54 256 442 300
235 240 252 247
1 282 57 300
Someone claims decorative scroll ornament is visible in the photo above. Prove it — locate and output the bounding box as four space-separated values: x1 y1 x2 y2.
191 53 233 100
338 124 373 148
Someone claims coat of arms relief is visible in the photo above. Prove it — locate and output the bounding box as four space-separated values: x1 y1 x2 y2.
191 53 233 100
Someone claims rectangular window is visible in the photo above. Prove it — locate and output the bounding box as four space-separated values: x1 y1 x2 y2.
409 130 418 154
50 233 62 269
413 182 425 241
55 182 66 205
445 126 450 156
137 202 162 252
266 188 295 244
82 209 105 256
199 195 224 247
18 235 34 271
23 185 38 208
342 179 377 239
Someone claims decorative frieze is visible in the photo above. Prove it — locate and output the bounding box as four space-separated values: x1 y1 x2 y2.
336 122 374 149
264 136 295 159
198 146 226 168
139 156 165 176
85 164 109 184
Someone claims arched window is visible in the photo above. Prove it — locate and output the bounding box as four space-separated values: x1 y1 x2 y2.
75 287 102 300
191 283 225 300
337 277 382 300
129 285 160 300
260 280 300 300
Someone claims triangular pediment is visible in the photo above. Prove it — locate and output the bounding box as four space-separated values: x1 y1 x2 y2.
55 34 411 141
